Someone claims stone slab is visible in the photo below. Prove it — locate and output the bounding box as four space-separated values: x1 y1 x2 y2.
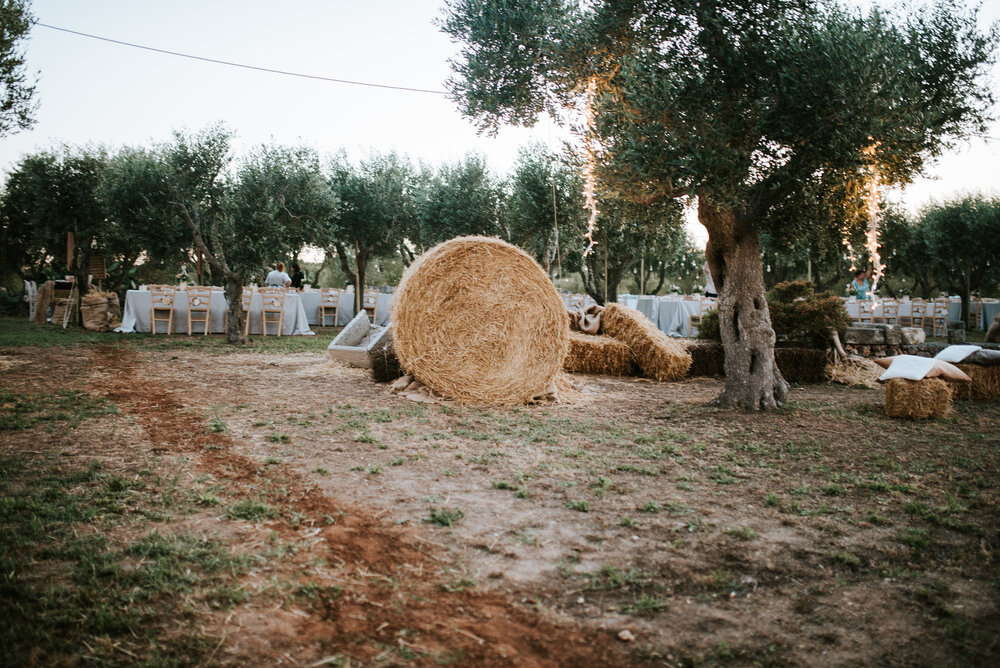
327 312 392 368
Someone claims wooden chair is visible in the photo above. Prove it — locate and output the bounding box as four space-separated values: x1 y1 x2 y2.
318 288 340 327
186 286 213 335
968 297 983 331
689 297 715 336
855 300 873 324
362 289 379 322
929 298 950 337
149 287 176 335
873 298 898 325
259 287 285 336
900 299 926 328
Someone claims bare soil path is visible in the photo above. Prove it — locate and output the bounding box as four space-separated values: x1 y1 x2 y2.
2 341 998 666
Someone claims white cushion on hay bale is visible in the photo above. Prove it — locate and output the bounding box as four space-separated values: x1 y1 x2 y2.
390 236 569 406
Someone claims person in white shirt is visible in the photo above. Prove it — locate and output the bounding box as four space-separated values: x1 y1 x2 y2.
265 262 291 288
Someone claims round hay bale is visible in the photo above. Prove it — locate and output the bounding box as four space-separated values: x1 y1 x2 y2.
391 236 569 406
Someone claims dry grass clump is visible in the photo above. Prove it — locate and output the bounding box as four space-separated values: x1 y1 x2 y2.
563 332 634 376
884 377 952 419
601 303 691 381
391 236 569 406
953 364 1000 401
826 357 882 389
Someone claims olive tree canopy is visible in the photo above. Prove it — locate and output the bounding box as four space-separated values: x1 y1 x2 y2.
442 0 997 409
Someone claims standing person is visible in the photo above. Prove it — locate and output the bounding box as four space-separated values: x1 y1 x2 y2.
850 268 872 300
265 262 292 288
703 261 717 298
289 262 305 290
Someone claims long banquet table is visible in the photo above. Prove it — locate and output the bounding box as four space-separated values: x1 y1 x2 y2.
115 289 314 335
843 297 962 329
982 300 1000 330
298 290 392 327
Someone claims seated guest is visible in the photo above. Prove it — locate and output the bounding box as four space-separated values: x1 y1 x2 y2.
265 262 292 288
289 262 305 290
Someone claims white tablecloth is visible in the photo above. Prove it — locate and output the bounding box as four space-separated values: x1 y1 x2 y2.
982 301 1000 330
115 289 314 335
299 291 391 326
657 298 703 337
844 298 961 328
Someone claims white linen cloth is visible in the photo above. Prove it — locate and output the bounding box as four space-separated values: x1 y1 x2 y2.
934 345 981 363
656 298 702 337
115 289 314 335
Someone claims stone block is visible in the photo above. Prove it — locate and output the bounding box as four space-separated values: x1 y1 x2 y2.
901 327 926 345
884 325 903 345
844 326 885 345
327 312 392 368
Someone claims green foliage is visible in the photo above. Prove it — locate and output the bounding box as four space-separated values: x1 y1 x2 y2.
426 507 465 527
697 308 720 341
699 287 849 347
769 281 814 303
0 0 37 137
769 293 852 347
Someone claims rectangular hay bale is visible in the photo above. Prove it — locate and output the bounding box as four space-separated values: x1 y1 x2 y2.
884 377 952 419
563 331 634 376
602 303 691 381
953 364 1000 401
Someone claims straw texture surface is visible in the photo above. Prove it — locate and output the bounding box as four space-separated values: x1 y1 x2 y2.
601 303 691 381
884 377 952 419
564 332 634 376
391 236 569 406
953 364 1000 401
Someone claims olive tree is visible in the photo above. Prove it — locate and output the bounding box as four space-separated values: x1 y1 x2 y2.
165 125 337 342
442 0 996 409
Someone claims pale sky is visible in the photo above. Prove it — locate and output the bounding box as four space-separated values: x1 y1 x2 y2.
2 0 998 249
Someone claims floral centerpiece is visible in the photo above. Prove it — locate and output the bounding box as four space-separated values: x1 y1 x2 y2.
175 265 190 286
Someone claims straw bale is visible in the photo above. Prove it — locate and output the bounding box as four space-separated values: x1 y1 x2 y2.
952 364 1000 401
563 331 635 376
601 303 691 381
825 357 881 389
775 347 828 382
685 341 725 377
884 377 952 419
391 236 569 406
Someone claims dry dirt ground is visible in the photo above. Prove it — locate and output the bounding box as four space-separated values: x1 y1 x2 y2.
2 340 999 666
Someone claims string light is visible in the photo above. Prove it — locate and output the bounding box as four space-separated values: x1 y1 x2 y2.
862 142 885 305
581 77 600 258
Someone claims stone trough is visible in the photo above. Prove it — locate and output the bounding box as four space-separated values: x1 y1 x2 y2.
326 312 391 368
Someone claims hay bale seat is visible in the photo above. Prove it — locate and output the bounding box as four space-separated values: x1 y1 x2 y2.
953 364 1000 401
601 303 691 381
391 236 569 406
564 331 634 376
884 377 952 419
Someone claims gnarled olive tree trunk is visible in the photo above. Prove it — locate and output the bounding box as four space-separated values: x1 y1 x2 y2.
699 199 788 410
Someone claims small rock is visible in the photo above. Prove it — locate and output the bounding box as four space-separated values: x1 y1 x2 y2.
618 630 635 642
577 596 585 604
